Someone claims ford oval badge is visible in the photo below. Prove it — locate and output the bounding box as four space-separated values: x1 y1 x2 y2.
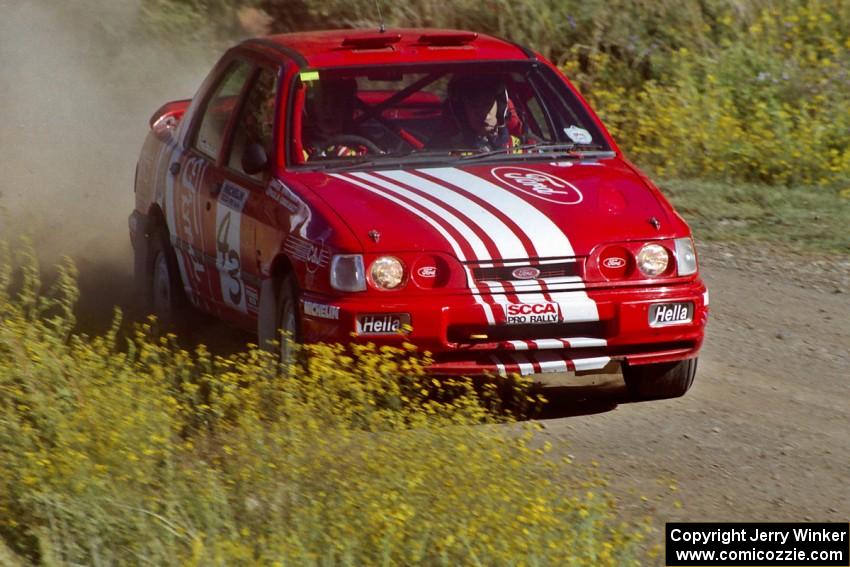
602 257 626 269
512 267 541 280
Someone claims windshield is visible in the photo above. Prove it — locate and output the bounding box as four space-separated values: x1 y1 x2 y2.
289 61 612 169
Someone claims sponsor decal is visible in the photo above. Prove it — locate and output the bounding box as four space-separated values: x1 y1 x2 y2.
564 125 593 144
245 285 259 313
356 313 411 335
490 167 583 205
602 257 626 269
417 266 437 278
304 301 340 320
219 181 249 212
170 152 208 294
284 235 329 273
649 302 693 326
504 302 561 325
266 179 302 213
511 266 540 280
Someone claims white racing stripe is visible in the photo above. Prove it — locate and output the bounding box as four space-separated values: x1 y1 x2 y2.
573 356 612 372
377 171 528 259
350 172 493 261
531 352 570 374
506 337 608 350
509 353 536 376
366 172 549 306
348 172 526 309
423 167 575 257
332 173 496 324
489 355 508 377
421 167 600 323
566 337 608 348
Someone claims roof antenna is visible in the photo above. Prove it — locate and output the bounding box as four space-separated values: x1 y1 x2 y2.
375 0 386 33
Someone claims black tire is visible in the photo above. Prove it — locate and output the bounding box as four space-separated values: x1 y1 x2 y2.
275 272 303 367
622 358 698 401
145 229 189 328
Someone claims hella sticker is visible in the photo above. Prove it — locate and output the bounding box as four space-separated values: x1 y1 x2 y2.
491 167 583 205
417 266 437 278
649 302 693 327
503 303 561 325
602 257 626 269
511 267 540 280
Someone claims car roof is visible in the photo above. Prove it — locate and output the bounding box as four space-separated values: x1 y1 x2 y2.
240 28 535 68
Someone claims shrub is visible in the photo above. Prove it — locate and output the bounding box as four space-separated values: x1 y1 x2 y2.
568 1 850 186
138 0 850 186
0 245 648 565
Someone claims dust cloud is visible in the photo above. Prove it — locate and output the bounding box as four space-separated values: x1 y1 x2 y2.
0 0 216 331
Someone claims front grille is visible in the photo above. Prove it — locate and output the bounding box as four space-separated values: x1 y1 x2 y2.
471 261 580 282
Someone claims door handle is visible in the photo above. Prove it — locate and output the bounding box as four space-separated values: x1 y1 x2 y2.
169 162 181 176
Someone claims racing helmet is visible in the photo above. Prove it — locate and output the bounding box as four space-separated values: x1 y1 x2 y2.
446 73 509 128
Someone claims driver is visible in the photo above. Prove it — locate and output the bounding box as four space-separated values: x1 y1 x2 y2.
429 74 522 152
302 78 370 160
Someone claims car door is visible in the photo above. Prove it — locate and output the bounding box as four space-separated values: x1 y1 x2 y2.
205 61 283 326
172 57 253 313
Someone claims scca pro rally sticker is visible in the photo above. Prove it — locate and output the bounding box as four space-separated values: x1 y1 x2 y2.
491 167 583 205
503 302 561 325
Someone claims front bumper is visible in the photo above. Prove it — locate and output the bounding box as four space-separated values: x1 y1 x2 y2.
301 279 708 376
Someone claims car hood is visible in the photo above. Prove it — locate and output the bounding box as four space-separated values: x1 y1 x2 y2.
286 158 686 259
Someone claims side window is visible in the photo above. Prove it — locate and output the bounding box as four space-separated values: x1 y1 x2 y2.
193 59 252 159
226 66 279 178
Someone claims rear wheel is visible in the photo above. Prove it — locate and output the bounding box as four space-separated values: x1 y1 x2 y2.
622 358 698 401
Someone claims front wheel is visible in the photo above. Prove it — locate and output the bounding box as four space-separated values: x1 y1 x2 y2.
145 230 189 328
275 272 303 367
622 358 698 401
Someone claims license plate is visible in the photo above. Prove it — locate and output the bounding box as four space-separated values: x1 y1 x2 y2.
356 313 411 335
649 302 693 327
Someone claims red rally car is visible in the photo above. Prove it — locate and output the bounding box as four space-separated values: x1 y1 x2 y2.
130 28 708 400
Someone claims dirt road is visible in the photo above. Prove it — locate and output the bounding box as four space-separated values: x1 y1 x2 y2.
537 243 849 528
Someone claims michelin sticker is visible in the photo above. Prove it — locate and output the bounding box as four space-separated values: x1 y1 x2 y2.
304 301 340 320
564 125 593 145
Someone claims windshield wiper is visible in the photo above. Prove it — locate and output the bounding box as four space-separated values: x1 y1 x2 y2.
330 149 453 171
456 142 613 162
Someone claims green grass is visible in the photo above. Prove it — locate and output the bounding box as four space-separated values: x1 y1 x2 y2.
660 179 850 253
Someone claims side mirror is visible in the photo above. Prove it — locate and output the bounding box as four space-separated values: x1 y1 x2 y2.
242 143 268 176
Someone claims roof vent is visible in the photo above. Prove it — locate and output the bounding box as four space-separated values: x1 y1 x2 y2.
341 33 402 49
417 32 478 46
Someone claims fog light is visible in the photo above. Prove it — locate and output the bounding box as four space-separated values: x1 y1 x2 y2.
370 256 405 290
636 243 669 276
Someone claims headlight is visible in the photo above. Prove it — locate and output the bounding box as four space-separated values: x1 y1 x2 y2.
636 243 669 277
369 256 405 290
674 237 698 276
330 254 366 292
